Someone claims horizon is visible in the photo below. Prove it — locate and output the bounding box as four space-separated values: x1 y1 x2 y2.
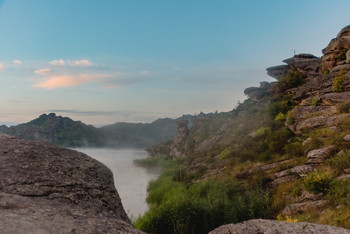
0 0 349 125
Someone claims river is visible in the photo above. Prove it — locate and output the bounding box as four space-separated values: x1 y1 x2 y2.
74 148 161 218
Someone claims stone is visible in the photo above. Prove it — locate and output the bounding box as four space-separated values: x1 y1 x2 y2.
283 54 320 74
0 134 142 233
337 174 350 180
295 114 350 134
282 200 326 216
274 165 314 179
268 175 297 188
209 219 350 234
322 25 350 70
244 82 272 101
321 91 350 104
306 145 334 165
347 49 350 63
343 134 350 142
266 65 290 80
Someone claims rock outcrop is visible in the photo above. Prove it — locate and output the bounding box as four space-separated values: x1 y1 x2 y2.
0 134 142 233
322 25 350 70
209 219 350 234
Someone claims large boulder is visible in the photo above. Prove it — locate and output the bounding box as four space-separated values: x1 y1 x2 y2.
209 219 350 234
283 54 320 74
322 25 350 69
0 134 142 233
266 65 289 80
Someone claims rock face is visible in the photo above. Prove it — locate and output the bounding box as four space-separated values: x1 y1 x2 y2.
322 25 350 70
0 134 142 233
209 219 350 234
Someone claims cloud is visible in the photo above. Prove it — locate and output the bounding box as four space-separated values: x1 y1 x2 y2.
33 74 104 89
0 63 3 71
34 68 52 75
68 59 92 67
49 59 93 67
13 60 22 65
49 59 65 66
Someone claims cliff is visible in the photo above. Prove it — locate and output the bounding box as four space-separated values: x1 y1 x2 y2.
0 134 142 233
145 25 350 230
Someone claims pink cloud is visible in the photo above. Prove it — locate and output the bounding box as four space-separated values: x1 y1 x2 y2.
34 68 51 75
33 74 101 89
49 59 65 66
68 59 92 67
13 60 22 65
0 64 3 71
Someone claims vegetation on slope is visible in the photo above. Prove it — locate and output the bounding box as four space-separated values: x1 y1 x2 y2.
136 65 350 232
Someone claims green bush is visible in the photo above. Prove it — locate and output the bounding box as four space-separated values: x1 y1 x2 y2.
325 179 350 207
311 98 319 107
135 179 271 234
332 70 348 92
274 71 306 93
336 101 350 113
303 170 334 194
284 141 304 157
327 150 350 173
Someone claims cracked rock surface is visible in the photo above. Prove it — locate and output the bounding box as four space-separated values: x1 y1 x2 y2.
0 134 143 233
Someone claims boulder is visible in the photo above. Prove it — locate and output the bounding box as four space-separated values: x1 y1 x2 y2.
321 91 350 104
0 134 142 233
294 114 350 134
274 165 314 179
282 200 326 216
337 174 350 180
283 54 320 74
209 219 350 234
266 65 290 80
322 25 350 70
306 145 334 165
244 82 272 101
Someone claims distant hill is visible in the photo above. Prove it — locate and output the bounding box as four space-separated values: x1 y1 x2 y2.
0 113 194 148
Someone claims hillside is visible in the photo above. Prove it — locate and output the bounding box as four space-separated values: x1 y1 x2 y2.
137 25 350 233
0 113 194 148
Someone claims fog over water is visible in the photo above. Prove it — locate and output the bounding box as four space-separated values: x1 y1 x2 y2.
74 148 161 218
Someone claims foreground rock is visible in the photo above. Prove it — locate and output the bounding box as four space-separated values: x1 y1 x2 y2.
209 219 350 234
0 134 142 233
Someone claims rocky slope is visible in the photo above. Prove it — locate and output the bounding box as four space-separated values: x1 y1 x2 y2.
147 25 350 229
0 134 142 233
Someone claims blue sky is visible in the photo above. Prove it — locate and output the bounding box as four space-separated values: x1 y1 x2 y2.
0 0 349 125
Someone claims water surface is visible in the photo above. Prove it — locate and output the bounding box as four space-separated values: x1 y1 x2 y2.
74 148 161 218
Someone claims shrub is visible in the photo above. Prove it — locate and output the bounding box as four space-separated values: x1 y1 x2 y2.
275 112 286 121
327 150 350 173
303 170 334 194
323 69 330 75
311 98 319 107
135 179 271 234
332 70 348 92
336 101 350 113
284 141 304 157
274 71 306 93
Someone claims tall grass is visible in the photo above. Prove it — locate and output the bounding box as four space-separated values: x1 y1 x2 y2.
134 162 271 234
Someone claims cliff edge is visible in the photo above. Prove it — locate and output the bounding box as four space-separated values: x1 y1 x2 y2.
0 134 143 233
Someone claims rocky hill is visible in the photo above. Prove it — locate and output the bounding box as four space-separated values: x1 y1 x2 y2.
142 25 350 232
0 113 194 148
0 134 142 233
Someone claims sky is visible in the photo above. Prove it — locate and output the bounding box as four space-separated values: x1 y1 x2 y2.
0 0 349 126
